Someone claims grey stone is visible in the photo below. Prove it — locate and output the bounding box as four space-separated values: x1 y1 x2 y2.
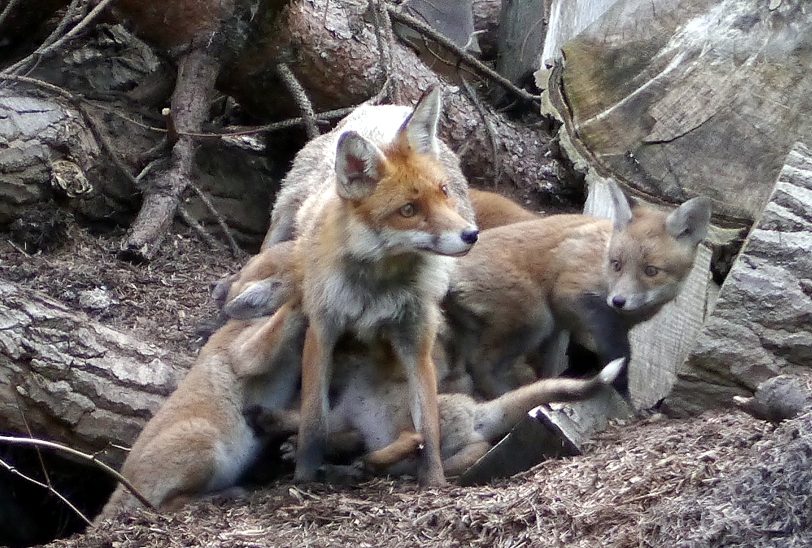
666 142 812 415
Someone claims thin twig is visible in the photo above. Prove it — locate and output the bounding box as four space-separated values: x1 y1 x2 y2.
460 75 501 186
276 63 319 139
15 394 53 496
178 206 224 252
386 5 540 102
2 0 117 77
39 0 87 51
0 435 155 511
0 455 92 526
187 183 243 258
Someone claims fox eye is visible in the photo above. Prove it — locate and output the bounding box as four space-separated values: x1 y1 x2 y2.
440 184 449 196
644 265 659 277
610 259 622 272
400 203 417 217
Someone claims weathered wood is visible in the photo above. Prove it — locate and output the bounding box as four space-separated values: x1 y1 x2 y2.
666 142 812 415
539 0 618 65
491 0 547 102
0 279 187 467
542 0 812 226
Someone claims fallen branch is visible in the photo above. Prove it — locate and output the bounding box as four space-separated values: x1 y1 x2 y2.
119 46 222 263
387 5 540 102
276 63 319 139
0 435 154 512
188 182 244 258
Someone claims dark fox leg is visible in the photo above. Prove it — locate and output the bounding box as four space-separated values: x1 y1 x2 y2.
569 295 632 398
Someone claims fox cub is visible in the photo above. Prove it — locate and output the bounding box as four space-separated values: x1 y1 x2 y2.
252 347 624 478
95 305 305 523
445 182 711 398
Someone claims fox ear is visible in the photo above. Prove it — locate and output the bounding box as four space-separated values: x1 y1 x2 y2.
398 86 442 156
666 196 711 246
223 278 284 320
335 131 386 201
607 180 633 230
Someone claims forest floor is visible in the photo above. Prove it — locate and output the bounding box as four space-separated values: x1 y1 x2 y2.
1 219 802 548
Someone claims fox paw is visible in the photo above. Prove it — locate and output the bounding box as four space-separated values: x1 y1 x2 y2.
280 435 298 462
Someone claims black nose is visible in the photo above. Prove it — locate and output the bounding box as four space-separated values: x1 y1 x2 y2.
611 295 626 309
461 228 479 245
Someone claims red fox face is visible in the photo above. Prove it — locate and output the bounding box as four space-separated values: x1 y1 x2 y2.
334 88 479 258
604 184 711 314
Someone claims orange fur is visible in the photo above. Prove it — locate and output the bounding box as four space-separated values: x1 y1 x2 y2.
468 189 539 230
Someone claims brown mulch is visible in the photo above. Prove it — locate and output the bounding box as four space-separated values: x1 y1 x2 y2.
0 220 234 354
51 411 781 548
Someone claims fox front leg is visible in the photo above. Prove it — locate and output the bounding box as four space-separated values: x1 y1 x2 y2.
390 326 446 487
574 295 632 398
294 324 336 482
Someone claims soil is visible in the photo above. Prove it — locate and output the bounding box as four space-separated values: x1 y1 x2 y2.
0 218 236 355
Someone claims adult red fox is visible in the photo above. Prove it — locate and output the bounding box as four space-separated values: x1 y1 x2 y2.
444 182 711 398
281 87 478 486
95 304 305 523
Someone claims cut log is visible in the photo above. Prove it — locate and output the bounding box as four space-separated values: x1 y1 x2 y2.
539 0 618 66
540 0 812 227
472 0 502 60
0 279 188 467
665 142 812 416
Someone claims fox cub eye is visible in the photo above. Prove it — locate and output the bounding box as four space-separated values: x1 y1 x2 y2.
400 203 417 217
610 259 622 272
644 265 659 277
440 184 449 196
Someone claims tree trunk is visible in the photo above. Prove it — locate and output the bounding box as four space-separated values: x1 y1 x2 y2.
0 279 188 467
223 0 572 200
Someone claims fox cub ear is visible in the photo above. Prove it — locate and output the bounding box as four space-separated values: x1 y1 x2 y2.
398 85 442 156
335 131 386 201
666 196 711 246
606 180 633 230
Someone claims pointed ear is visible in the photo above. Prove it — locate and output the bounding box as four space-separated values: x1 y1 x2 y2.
397 86 442 156
607 180 633 230
223 278 285 320
335 131 386 201
666 196 711 246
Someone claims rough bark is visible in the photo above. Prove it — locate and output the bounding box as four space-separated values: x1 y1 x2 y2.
665 142 812 416
491 0 547 103
224 0 569 198
0 279 188 468
472 0 502 60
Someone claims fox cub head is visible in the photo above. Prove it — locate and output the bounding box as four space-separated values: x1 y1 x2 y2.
605 182 711 314
335 87 479 258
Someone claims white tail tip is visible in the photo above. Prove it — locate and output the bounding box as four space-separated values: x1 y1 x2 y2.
599 358 626 384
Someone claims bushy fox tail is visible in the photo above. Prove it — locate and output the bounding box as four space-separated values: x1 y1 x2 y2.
474 358 624 442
